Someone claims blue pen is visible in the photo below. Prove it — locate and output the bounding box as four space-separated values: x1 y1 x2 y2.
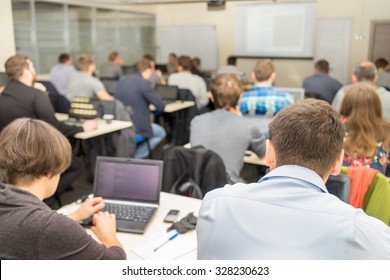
153 233 179 252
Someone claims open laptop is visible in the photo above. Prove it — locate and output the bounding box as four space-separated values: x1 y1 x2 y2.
156 85 178 104
274 87 305 103
93 156 163 234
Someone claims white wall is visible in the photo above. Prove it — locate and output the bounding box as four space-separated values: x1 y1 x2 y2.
156 0 390 87
0 0 16 72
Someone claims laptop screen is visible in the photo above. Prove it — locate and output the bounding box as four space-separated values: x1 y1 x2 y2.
94 157 163 204
156 85 178 101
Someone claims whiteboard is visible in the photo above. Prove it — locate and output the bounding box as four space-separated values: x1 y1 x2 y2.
235 3 316 58
315 18 352 85
157 25 218 70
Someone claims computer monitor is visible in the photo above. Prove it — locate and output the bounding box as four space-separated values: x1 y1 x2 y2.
155 64 168 74
326 174 351 203
0 72 8 86
274 87 305 103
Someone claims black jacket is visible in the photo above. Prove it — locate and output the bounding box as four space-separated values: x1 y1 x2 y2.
0 80 82 136
162 146 228 197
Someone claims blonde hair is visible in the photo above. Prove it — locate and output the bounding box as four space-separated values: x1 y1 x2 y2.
78 54 95 71
253 59 274 82
340 83 390 157
0 118 71 185
211 73 242 109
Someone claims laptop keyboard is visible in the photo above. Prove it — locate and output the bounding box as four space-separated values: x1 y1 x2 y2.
104 203 155 223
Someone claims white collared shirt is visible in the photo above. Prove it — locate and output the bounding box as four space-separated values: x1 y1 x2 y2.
197 165 390 259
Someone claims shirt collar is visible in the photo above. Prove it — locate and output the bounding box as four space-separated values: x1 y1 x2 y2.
259 165 329 193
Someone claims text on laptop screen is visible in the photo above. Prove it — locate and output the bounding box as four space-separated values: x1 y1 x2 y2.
95 161 161 203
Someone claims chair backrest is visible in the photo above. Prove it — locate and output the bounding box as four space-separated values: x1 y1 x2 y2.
326 174 351 203
304 91 328 102
100 77 118 96
176 88 198 145
162 145 228 198
38 80 70 113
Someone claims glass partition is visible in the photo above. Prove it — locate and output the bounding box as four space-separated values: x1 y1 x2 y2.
11 0 155 74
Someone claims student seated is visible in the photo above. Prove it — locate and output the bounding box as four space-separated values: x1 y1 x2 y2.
340 83 390 174
0 118 126 259
116 58 166 159
67 54 113 101
238 59 294 116
190 73 266 183
197 99 390 259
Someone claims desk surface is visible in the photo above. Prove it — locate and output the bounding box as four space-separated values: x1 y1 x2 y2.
58 192 201 260
150 100 195 113
55 113 132 140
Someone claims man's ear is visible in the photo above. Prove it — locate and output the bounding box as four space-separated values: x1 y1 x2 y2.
329 149 344 176
351 74 358 84
269 72 276 84
265 139 276 170
251 72 256 83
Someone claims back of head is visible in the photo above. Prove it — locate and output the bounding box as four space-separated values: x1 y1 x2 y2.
143 54 155 62
253 59 274 82
178 55 192 71
58 53 70 64
78 54 95 72
353 61 377 82
108 51 119 62
227 56 236 66
340 83 390 157
314 59 329 73
375 58 389 70
191 57 201 68
0 118 71 186
5 55 29 80
211 73 242 110
136 58 151 73
269 99 344 177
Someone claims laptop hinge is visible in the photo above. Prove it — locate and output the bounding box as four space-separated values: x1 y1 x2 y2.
103 199 158 208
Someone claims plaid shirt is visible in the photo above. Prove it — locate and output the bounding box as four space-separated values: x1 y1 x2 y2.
239 86 294 116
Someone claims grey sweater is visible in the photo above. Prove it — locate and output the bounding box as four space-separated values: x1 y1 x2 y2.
190 110 266 183
0 183 126 260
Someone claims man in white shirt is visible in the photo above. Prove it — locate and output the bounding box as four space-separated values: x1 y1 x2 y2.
168 55 209 110
197 99 390 260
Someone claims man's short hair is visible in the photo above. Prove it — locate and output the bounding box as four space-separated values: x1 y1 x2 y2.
108 51 119 62
227 56 236 66
136 58 151 73
78 54 95 71
0 118 71 186
211 73 242 109
353 61 377 82
253 59 275 82
5 55 30 80
58 53 70 64
178 55 192 71
268 99 344 177
169 53 177 58
143 54 155 62
314 59 329 73
375 58 389 70
191 57 201 68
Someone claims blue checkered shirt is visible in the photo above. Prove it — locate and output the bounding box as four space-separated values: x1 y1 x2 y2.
239 86 294 116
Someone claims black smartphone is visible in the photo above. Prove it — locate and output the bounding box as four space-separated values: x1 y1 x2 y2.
163 209 180 223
